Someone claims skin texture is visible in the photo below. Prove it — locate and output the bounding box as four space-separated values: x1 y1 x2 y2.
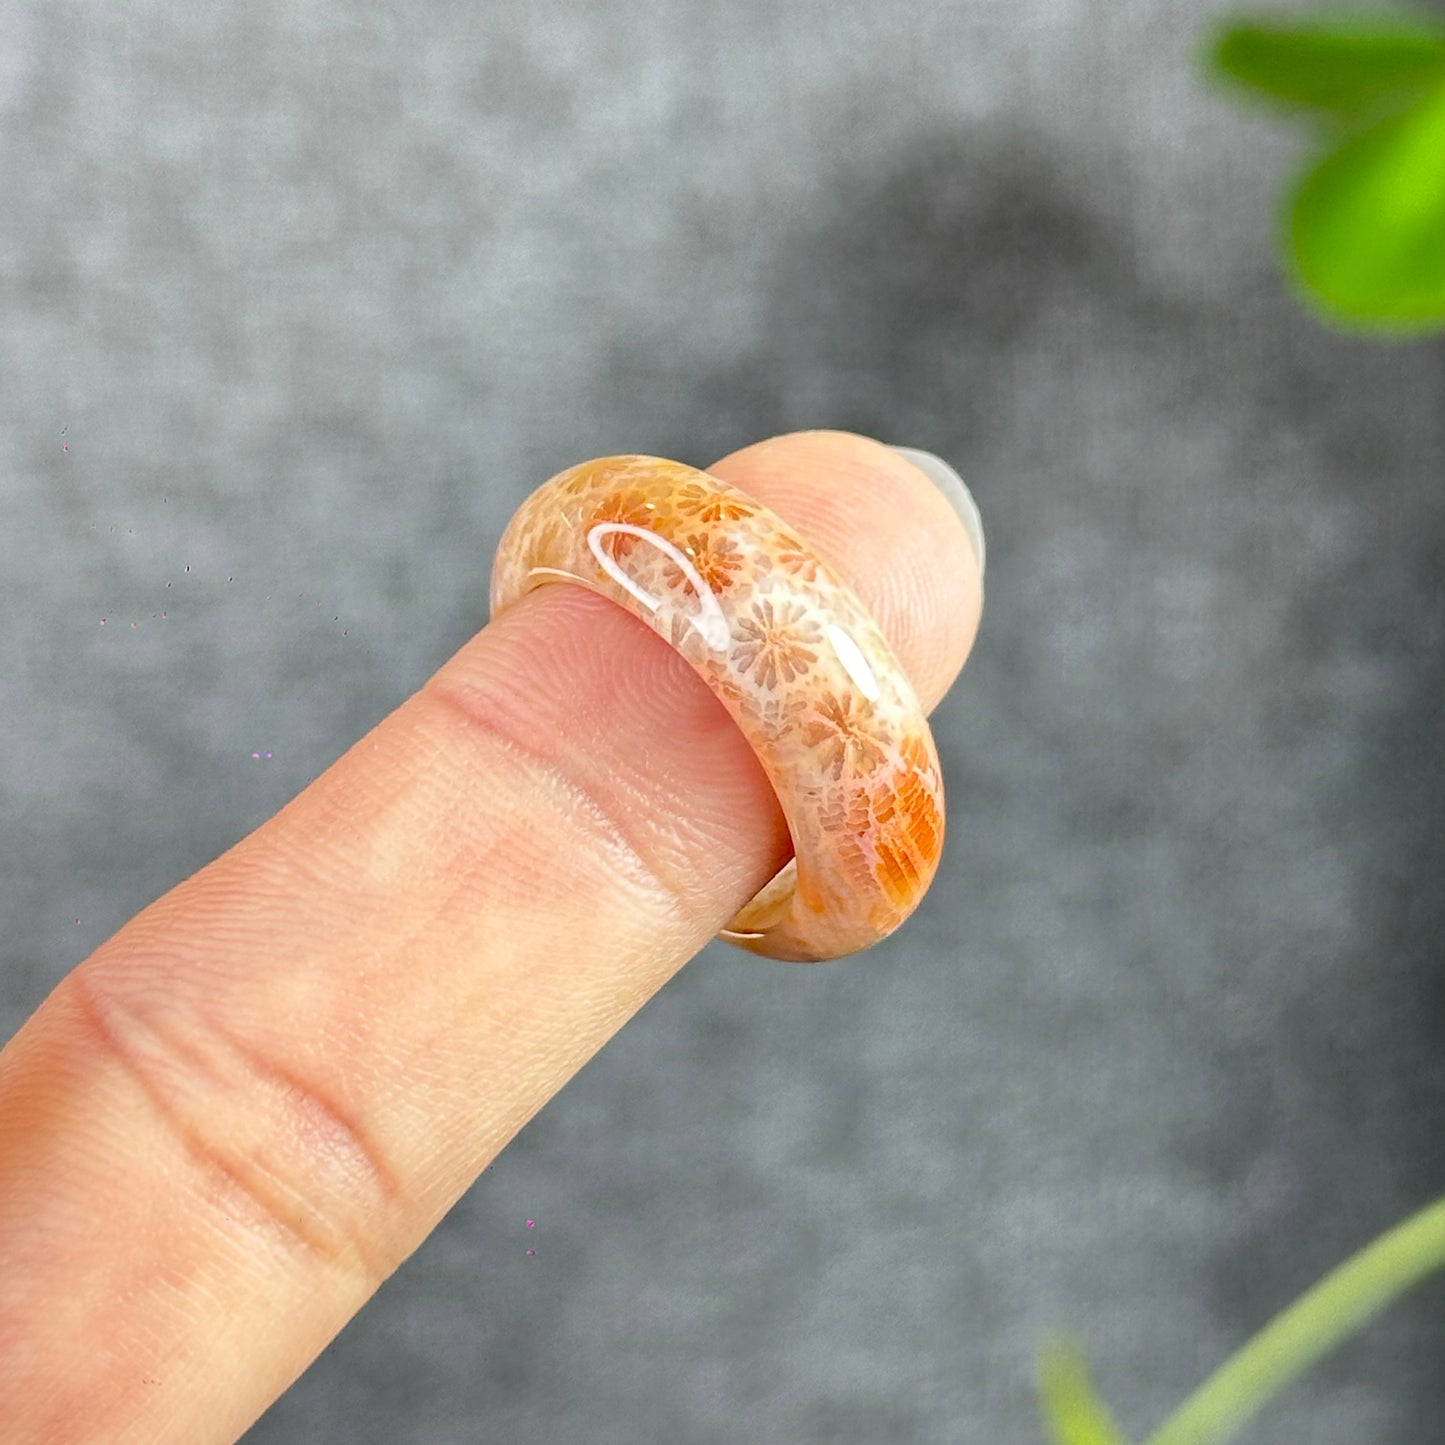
0 429 984 1445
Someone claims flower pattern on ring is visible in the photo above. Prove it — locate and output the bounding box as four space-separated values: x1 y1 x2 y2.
769 535 823 583
734 597 822 690
800 689 888 780
589 488 657 556
679 531 745 594
694 493 756 525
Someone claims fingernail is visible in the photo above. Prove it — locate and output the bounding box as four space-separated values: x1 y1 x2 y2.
887 446 986 580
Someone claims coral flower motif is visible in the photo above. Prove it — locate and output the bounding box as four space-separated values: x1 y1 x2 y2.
895 730 941 793
680 531 745 594
561 459 634 498
669 479 715 516
869 766 944 909
694 493 756 525
768 534 823 584
588 488 657 557
800 689 888 779
734 597 822 690
526 511 569 564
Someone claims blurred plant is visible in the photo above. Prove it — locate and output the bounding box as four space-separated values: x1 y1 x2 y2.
1202 8 1445 332
1035 1194 1445 1444
1029 12 1445 1440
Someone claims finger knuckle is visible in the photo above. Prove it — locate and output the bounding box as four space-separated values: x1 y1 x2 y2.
65 958 405 1292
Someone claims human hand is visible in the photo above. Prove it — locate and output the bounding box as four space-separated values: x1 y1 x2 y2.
0 428 985 1445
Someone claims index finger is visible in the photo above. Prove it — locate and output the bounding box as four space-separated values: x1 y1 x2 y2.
0 429 985 1445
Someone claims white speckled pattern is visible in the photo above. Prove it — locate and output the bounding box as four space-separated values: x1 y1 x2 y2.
490 455 945 961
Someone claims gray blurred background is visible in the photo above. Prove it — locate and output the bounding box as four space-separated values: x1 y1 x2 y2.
3 0 1444 1440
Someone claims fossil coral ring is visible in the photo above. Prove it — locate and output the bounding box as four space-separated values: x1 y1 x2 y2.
489 455 946 962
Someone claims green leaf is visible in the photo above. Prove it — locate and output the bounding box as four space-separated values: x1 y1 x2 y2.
1038 1339 1132 1445
1144 1196 1445 1445
1285 77 1445 328
1207 12 1445 113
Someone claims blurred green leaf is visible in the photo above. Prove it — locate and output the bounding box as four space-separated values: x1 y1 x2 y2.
1038 1339 1132 1445
1207 13 1445 113
1144 1196 1445 1445
1285 77 1445 327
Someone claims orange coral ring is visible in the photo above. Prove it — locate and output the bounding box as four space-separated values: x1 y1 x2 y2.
489 455 946 962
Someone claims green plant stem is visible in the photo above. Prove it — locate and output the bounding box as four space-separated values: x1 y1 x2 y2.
1143 1195 1445 1445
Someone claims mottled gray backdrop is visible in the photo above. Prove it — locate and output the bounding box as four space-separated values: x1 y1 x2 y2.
3 0 1444 1441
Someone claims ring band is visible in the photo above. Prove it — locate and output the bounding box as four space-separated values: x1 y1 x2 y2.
489 455 945 962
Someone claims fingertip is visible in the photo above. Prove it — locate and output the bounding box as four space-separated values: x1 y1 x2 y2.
704 429 985 712
885 445 986 584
